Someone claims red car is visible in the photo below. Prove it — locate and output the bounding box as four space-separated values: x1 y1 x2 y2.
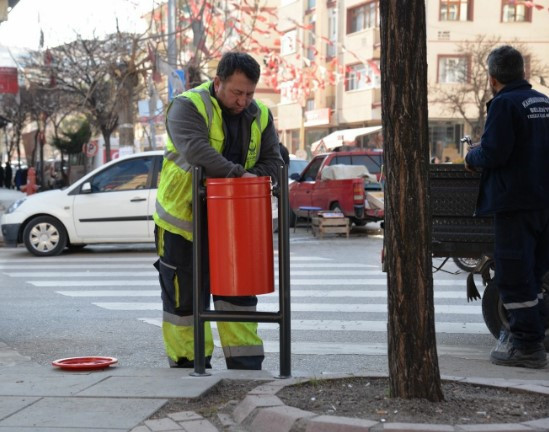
289 149 384 226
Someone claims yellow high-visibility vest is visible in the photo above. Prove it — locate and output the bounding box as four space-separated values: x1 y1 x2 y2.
153 81 269 240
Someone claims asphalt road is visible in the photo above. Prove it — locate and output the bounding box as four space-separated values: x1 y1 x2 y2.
0 224 496 375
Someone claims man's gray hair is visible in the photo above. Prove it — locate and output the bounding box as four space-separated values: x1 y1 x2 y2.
487 45 525 84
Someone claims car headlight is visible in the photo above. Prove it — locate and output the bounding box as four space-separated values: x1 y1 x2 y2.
6 198 26 214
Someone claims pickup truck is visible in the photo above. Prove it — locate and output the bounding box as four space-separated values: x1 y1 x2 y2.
288 149 384 226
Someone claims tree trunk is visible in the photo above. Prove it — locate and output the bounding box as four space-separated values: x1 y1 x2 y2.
102 129 112 163
380 0 444 401
117 72 138 150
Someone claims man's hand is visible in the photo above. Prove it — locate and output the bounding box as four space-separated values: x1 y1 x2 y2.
464 159 476 173
242 172 257 178
464 142 480 173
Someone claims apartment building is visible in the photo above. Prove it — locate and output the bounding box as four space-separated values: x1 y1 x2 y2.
276 0 549 160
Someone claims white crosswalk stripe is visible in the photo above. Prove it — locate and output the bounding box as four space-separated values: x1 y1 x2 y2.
89 301 480 315
56 289 473 299
0 252 489 355
28 278 461 287
6 270 386 277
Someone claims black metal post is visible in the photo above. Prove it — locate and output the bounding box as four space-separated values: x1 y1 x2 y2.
190 165 291 378
191 166 210 376
277 164 292 378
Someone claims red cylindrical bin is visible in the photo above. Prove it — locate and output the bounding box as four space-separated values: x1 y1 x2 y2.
206 177 274 296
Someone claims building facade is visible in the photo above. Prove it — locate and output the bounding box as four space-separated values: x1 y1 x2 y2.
275 0 549 160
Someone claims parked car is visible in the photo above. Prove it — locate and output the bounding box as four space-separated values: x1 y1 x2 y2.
1 151 280 257
0 188 25 242
289 149 384 226
1 152 163 256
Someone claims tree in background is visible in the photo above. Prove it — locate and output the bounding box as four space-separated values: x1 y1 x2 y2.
24 32 148 162
146 0 278 84
430 35 549 141
0 88 36 166
51 118 91 187
380 0 443 401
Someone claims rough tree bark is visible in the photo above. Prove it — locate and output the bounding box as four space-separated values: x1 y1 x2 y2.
117 70 138 150
380 0 444 401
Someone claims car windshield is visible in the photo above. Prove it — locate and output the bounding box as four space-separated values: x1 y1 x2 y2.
289 159 308 178
328 154 383 174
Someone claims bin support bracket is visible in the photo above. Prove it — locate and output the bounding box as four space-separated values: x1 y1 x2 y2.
191 165 292 378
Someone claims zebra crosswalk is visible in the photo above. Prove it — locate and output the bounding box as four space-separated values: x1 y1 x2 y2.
0 251 491 356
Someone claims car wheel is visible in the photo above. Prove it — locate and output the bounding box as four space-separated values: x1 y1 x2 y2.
453 257 481 272
483 279 549 352
330 202 343 213
23 216 67 257
481 280 509 339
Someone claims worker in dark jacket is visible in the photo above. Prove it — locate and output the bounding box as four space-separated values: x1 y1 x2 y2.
465 45 549 369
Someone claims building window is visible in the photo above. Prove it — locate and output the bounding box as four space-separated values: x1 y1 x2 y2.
429 122 464 162
345 61 380 91
439 0 472 21
327 7 337 58
279 81 295 103
306 15 316 61
437 56 468 83
305 98 315 111
347 1 378 34
502 0 532 22
307 0 316 10
281 30 297 55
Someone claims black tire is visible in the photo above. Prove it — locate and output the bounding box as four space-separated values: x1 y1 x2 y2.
23 216 67 257
481 280 509 339
483 280 549 351
330 202 343 213
453 257 482 272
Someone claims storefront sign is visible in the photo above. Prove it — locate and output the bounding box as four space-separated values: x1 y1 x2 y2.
304 108 330 127
0 67 18 94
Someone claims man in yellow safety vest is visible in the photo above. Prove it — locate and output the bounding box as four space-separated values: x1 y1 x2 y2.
153 51 283 369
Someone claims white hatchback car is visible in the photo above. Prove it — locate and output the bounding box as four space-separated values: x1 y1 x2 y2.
1 151 164 256
1 151 279 257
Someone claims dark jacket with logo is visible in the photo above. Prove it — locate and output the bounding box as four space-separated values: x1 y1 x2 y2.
465 79 549 216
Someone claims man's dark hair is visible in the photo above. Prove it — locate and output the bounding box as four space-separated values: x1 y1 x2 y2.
487 45 525 84
216 52 261 84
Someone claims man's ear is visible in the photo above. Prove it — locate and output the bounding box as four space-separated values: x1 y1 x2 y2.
213 76 220 92
489 75 503 92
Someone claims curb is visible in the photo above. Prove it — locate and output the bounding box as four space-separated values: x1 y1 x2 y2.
232 375 549 432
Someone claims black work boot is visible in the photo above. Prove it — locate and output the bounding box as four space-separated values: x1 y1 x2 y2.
168 357 212 368
490 343 547 369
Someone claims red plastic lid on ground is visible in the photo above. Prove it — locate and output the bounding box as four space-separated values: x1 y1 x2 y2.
52 356 118 371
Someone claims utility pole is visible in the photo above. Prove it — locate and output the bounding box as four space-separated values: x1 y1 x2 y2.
167 0 177 69
148 77 157 150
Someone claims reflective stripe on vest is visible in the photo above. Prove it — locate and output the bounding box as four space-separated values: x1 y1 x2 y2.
154 81 269 241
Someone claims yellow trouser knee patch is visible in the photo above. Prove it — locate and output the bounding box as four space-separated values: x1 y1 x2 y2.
162 321 214 361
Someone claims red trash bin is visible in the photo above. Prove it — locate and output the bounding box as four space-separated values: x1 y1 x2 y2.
206 177 274 296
